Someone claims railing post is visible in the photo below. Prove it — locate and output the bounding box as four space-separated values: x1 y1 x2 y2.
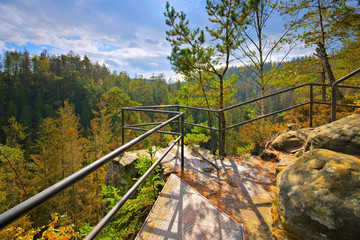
309 84 313 127
331 83 337 122
180 113 184 173
177 106 180 133
331 68 360 122
121 108 125 145
218 111 223 156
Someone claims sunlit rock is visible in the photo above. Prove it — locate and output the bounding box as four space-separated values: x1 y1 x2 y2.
304 114 360 155
277 149 360 239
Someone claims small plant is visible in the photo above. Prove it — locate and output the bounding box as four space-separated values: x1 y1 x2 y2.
80 154 165 239
147 145 160 160
236 117 287 156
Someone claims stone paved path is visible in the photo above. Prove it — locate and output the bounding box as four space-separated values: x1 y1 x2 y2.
135 174 245 240
135 143 297 239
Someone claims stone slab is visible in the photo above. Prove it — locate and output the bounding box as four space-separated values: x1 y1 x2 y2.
135 174 245 240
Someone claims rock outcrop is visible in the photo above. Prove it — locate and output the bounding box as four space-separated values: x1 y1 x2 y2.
277 149 360 239
271 129 313 153
105 150 148 188
304 114 360 155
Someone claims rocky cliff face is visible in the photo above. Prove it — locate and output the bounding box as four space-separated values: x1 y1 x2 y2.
273 114 360 239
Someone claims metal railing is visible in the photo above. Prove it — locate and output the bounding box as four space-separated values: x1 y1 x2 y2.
331 68 360 121
0 110 184 239
123 68 360 155
0 68 359 238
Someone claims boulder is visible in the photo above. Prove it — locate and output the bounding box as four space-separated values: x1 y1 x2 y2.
105 150 147 188
260 149 278 161
304 114 360 156
277 149 360 239
271 129 313 153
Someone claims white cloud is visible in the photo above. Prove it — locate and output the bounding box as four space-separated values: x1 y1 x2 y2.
0 0 181 78
0 40 6 52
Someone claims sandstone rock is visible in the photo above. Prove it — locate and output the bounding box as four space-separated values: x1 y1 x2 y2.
260 149 278 161
105 151 147 188
304 114 360 155
271 129 313 153
287 123 301 130
277 149 360 239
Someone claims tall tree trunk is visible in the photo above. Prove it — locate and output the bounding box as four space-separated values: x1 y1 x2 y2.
198 71 216 153
316 42 343 99
315 0 342 100
320 67 326 101
219 77 226 156
316 42 335 84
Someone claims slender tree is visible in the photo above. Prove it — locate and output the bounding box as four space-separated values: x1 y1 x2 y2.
279 0 358 98
165 0 253 154
237 0 296 115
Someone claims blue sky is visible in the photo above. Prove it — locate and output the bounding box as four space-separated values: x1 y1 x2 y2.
0 0 211 80
2 0 353 80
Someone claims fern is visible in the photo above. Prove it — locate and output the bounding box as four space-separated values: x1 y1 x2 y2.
80 152 165 239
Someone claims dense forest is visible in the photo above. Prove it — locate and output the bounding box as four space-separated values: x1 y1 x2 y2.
1 0 360 239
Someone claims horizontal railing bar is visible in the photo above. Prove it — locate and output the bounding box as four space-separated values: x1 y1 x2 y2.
332 68 360 121
312 83 360 89
310 83 332 87
184 122 219 131
0 113 183 229
336 103 360 108
336 84 360 90
334 68 360 86
123 126 181 136
85 135 182 240
122 107 181 115
127 105 218 113
313 102 360 108
129 105 180 109
313 101 331 105
309 83 360 89
133 105 218 113
177 105 219 112
224 102 309 131
126 122 163 127
221 83 310 112
133 105 179 109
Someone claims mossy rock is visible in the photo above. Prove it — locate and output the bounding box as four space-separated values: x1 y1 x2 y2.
304 114 360 155
272 129 313 153
277 149 360 239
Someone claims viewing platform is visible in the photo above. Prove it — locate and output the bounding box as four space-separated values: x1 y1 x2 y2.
133 144 295 239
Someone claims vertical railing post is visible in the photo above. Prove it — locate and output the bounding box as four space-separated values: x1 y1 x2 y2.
309 84 313 127
218 110 223 156
177 106 180 133
180 113 184 173
121 108 125 145
331 83 337 122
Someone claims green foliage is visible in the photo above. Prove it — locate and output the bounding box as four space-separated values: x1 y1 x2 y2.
2 116 29 149
184 122 211 146
236 117 288 155
279 0 358 47
80 154 165 239
102 87 141 139
165 0 250 109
